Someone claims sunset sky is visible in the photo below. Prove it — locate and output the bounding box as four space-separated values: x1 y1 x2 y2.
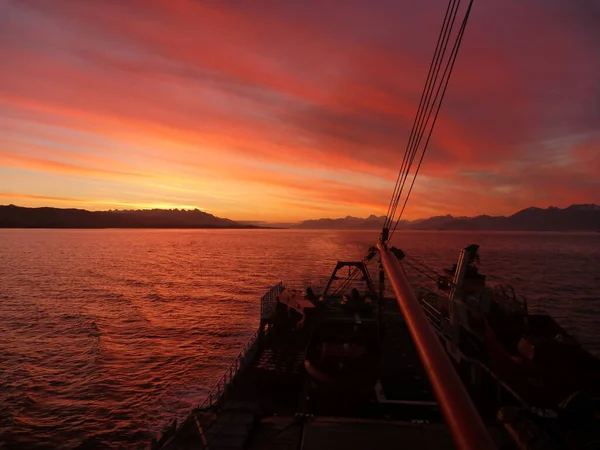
1 1 598 221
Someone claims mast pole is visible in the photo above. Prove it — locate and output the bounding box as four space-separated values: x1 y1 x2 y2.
377 242 495 450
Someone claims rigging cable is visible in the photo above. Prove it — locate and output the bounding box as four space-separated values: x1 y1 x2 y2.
387 0 460 232
403 258 442 285
383 0 458 229
404 252 442 279
389 0 473 242
383 0 473 242
385 0 460 230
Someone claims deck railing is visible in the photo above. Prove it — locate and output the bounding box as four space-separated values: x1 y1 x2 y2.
197 282 283 410
196 325 265 409
418 295 443 331
260 281 284 322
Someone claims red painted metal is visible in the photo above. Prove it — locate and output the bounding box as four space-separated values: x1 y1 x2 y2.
378 243 495 450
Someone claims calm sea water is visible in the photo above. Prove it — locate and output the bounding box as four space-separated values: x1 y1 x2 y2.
0 229 599 449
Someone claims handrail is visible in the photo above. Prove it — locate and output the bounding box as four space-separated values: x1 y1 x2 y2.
378 243 495 450
419 299 442 331
196 325 265 409
260 281 285 321
197 282 284 410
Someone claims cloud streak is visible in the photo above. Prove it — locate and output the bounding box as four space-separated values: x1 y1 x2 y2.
0 0 598 220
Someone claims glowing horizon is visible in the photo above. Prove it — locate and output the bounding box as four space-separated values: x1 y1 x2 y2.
1 1 598 222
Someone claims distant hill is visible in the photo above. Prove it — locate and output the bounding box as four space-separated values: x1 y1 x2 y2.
237 220 296 229
0 205 257 229
292 214 397 230
291 204 600 231
3 203 598 231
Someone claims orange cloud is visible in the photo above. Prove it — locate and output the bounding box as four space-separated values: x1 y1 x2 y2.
0 150 148 181
0 193 89 203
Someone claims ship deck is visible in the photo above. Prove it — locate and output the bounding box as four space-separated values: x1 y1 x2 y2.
151 295 465 450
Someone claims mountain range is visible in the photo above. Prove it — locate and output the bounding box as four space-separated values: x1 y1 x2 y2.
291 204 600 231
0 205 255 229
1 204 598 231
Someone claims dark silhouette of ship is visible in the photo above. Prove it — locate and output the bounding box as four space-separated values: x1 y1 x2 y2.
149 260 464 450
148 250 600 449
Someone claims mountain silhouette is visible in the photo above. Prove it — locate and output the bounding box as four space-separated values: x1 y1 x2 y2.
2 204 598 230
291 204 600 231
0 205 257 229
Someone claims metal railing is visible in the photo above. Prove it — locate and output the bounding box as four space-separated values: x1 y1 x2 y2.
197 324 268 410
419 298 442 331
260 281 284 322
196 282 284 410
